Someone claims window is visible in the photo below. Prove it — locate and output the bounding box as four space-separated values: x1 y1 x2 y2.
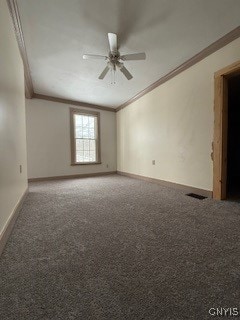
70 108 101 165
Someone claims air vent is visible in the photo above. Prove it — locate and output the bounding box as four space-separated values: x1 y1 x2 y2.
186 193 207 200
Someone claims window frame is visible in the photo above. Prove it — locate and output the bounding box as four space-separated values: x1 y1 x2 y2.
70 108 101 165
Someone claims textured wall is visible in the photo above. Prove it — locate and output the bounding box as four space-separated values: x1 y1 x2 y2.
117 38 240 191
26 99 117 178
0 0 28 234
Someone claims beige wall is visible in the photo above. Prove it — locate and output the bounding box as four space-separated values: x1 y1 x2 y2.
117 38 240 191
0 0 28 235
26 99 117 178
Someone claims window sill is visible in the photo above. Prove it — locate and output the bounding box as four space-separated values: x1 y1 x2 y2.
71 162 102 166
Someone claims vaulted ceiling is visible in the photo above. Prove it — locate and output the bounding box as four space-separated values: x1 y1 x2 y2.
17 0 240 108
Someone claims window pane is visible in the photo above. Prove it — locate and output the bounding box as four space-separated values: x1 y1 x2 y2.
83 139 89 150
84 150 90 162
76 139 83 151
76 127 82 138
89 128 94 139
89 151 96 162
76 151 84 163
75 114 82 126
89 117 94 128
82 115 88 126
75 115 83 138
82 115 89 138
90 140 96 151
82 128 89 138
84 128 88 138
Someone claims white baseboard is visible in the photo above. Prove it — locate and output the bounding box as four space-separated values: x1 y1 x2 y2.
117 171 212 198
28 171 117 182
0 187 29 257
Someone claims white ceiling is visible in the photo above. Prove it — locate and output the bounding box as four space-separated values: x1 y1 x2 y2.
18 0 240 108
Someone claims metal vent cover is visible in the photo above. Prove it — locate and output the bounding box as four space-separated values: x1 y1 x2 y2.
186 193 207 200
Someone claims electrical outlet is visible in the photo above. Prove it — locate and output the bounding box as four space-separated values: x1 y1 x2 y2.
152 160 155 165
19 165 22 173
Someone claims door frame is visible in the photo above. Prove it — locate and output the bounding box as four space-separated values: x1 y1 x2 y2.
213 60 240 200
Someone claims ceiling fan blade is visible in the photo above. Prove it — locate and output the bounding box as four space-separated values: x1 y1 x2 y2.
108 33 118 54
120 52 146 61
119 66 133 80
98 66 110 79
83 54 107 60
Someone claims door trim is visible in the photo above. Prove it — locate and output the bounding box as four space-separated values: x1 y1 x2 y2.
213 60 240 199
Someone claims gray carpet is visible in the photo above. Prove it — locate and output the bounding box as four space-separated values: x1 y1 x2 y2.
1 175 240 320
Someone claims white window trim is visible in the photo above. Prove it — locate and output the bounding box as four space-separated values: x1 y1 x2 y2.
70 108 101 165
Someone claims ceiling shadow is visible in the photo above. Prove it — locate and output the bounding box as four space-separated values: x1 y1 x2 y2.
80 0 172 49
117 0 172 47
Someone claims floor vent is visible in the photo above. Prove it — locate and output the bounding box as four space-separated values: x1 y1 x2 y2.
186 193 207 200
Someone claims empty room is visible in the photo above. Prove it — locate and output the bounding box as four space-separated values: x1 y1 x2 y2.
1 0 240 319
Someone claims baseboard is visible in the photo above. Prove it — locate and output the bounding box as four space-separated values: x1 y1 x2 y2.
28 171 117 182
117 171 212 198
0 187 29 257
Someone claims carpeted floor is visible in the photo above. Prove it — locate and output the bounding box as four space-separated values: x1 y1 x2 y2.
1 175 240 320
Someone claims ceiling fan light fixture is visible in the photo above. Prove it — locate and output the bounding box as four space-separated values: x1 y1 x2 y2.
83 33 146 82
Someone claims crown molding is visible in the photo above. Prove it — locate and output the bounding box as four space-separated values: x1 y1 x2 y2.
6 2 239 112
116 26 240 112
7 0 34 98
33 93 116 112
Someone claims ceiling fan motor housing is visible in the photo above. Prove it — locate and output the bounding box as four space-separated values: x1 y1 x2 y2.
109 52 120 62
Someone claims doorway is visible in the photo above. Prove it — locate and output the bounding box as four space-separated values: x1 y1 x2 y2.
227 74 240 199
213 60 240 200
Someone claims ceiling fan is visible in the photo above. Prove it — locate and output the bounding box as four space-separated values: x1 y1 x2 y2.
83 33 146 81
